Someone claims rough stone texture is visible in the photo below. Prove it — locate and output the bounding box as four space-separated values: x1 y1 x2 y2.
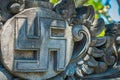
87 57 98 67
71 24 91 61
83 55 90 61
0 0 120 80
88 47 104 58
116 37 120 44
93 18 105 36
94 37 107 47
77 60 84 66
81 64 94 75
0 71 7 80
95 62 108 73
25 0 53 9
76 68 84 77
72 25 84 41
103 48 116 66
9 3 21 14
54 0 76 24
0 0 12 22
1 7 73 79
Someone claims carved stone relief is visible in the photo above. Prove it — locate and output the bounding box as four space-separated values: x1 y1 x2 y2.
0 0 120 80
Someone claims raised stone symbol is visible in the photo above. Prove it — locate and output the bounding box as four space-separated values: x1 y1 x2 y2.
0 0 120 80
1 7 73 79
14 16 66 72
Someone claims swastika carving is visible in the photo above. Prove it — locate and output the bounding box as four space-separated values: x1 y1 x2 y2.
14 16 66 72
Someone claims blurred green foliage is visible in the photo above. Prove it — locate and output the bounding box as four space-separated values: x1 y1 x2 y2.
84 0 103 11
49 0 58 4
97 29 105 37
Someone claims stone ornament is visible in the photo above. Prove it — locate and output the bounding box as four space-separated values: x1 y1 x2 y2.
0 0 120 80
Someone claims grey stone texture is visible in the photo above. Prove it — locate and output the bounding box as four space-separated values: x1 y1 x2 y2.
0 0 120 80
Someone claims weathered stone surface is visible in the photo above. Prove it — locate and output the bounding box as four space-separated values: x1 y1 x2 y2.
93 18 105 36
95 37 106 47
104 55 115 66
1 7 74 79
0 0 120 79
118 47 120 54
116 37 120 44
65 64 76 76
0 22 3 28
72 25 84 41
87 57 98 67
81 64 94 74
88 47 104 58
103 47 116 66
83 55 90 61
9 3 21 14
90 37 96 46
71 25 91 60
0 0 12 21
25 0 53 9
0 71 7 80
54 0 76 23
0 66 12 80
95 62 108 73
76 67 84 77
77 60 84 66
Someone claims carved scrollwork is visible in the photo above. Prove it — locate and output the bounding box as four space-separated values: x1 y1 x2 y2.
72 25 91 61
59 2 120 79
0 0 120 80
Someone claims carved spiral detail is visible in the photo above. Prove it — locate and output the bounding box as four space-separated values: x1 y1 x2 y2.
64 5 119 79
72 25 91 61
0 0 120 79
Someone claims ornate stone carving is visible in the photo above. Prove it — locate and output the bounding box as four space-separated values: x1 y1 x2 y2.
0 0 120 80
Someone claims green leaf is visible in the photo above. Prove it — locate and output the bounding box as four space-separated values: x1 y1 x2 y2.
49 0 58 4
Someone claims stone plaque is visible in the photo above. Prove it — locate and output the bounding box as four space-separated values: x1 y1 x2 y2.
1 7 74 79
0 0 120 80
